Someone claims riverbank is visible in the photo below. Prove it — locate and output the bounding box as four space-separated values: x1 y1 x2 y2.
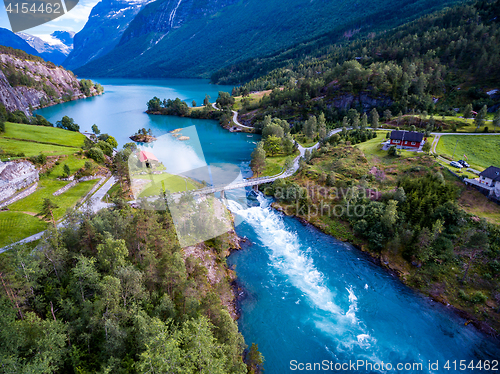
269 196 500 337
259 139 500 336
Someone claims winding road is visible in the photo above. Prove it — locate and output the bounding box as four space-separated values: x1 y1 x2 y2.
2 111 498 252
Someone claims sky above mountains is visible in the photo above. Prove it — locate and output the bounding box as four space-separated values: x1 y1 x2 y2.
0 0 99 36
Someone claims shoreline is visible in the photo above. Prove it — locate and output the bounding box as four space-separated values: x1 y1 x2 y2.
269 200 500 338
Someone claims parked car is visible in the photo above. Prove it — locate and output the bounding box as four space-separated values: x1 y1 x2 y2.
458 160 470 167
450 161 463 168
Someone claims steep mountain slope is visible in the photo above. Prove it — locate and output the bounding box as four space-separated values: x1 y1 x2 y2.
226 0 500 124
16 32 74 65
51 31 75 48
75 0 464 78
0 46 102 115
0 28 39 57
63 0 151 70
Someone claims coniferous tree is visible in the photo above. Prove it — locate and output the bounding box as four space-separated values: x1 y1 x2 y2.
318 112 327 139
37 198 59 225
463 104 473 120
474 105 487 132
304 115 317 139
203 94 211 107
361 112 368 130
493 109 500 132
370 108 379 129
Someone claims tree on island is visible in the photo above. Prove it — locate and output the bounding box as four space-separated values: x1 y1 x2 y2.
91 124 100 135
147 97 162 111
216 91 235 108
250 142 266 177
192 100 197 107
203 94 211 107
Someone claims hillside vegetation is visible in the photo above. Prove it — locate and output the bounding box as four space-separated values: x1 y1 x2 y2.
75 0 464 78
216 0 500 123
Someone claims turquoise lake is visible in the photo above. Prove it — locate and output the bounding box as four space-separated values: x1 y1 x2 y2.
36 79 500 373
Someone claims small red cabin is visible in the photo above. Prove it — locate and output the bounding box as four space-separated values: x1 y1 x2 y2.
389 131 424 149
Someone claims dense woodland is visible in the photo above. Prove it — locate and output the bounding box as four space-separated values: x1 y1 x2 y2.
217 0 500 123
264 141 500 331
0 205 257 373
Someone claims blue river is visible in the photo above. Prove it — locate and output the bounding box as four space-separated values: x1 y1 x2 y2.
36 79 500 373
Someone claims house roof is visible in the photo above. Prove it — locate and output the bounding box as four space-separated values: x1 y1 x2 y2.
138 150 159 163
480 166 500 181
390 130 424 142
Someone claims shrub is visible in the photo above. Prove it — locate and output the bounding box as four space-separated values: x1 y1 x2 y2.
470 291 488 304
97 140 113 156
87 147 104 163
29 153 47 165
388 145 397 156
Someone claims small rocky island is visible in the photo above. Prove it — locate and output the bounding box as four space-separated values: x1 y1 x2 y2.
130 128 157 143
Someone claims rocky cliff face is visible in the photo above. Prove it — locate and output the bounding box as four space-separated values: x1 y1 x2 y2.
63 0 151 70
326 91 394 112
0 51 100 115
119 0 238 44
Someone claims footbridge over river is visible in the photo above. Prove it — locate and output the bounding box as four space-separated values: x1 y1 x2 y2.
186 169 293 198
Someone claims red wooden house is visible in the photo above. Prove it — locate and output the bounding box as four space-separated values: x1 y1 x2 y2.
389 131 425 149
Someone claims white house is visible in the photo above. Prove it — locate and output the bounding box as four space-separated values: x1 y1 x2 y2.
479 166 500 188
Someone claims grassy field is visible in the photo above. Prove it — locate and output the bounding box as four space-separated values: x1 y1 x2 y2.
293 134 317 148
0 212 47 247
457 185 500 225
436 135 500 170
0 138 81 158
232 91 267 111
353 131 427 163
135 173 199 197
8 179 98 220
261 153 296 177
3 122 86 147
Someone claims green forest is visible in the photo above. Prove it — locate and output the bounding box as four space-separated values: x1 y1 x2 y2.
0 204 260 373
215 0 500 123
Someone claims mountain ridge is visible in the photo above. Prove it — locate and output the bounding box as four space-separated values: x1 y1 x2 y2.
63 0 151 70
74 0 465 78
